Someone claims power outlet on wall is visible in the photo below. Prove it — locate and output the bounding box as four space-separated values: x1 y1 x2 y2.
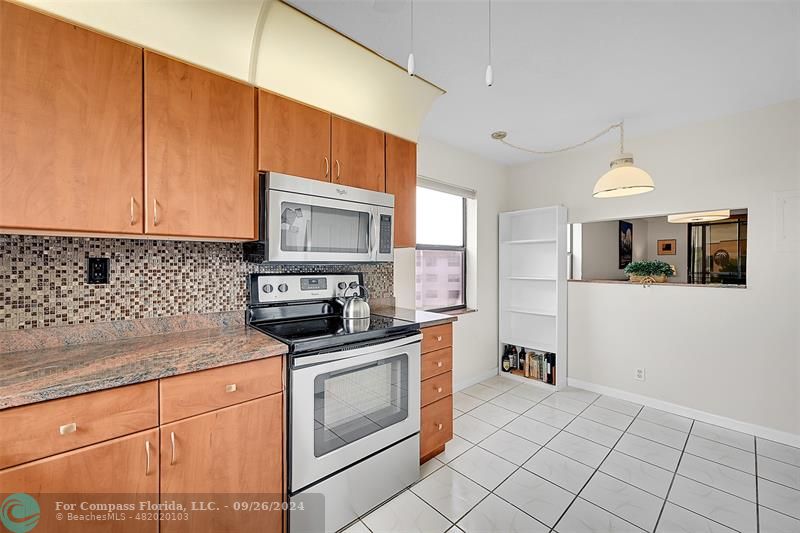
635 368 646 381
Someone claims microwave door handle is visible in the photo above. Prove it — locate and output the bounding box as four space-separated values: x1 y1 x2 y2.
369 210 376 260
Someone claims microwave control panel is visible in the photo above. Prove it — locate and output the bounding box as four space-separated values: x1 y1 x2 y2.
379 214 392 254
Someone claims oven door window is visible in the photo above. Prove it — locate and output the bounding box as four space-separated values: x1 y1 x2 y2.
280 201 370 254
314 354 409 457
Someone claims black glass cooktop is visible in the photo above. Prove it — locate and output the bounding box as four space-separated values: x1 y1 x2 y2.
250 314 419 355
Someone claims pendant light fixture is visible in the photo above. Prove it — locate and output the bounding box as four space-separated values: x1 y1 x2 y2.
485 0 493 86
592 122 654 198
667 210 730 223
491 121 655 198
407 0 415 76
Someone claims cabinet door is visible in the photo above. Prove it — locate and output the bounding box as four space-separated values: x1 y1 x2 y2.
385 135 417 248
331 116 385 192
144 52 256 239
0 430 158 532
258 91 331 181
160 395 283 533
0 2 143 234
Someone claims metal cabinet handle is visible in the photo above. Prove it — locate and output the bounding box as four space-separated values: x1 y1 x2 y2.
335 159 341 179
437 423 443 431
153 199 160 226
437 361 443 368
437 387 443 393
225 383 237 393
130 196 136 225
323 156 329 177
436 336 443 341
145 440 151 475
170 431 176 465
59 422 77 435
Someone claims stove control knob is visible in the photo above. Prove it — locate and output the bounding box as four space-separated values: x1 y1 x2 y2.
337 282 347 290
349 281 358 289
278 283 289 293
262 284 273 294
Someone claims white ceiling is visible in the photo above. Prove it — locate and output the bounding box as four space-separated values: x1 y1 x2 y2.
288 0 800 165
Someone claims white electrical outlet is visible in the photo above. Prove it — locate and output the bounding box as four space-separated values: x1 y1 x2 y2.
635 368 646 381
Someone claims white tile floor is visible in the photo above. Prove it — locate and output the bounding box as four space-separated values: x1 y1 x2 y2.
343 377 800 533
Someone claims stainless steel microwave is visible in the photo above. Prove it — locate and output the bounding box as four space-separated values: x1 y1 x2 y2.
244 172 394 263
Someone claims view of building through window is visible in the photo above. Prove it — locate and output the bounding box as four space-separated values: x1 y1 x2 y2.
415 187 466 311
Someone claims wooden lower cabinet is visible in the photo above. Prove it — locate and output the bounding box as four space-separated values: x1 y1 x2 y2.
0 429 159 532
420 396 453 462
419 322 454 463
159 394 283 533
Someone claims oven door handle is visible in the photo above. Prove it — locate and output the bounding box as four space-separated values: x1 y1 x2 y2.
292 333 422 368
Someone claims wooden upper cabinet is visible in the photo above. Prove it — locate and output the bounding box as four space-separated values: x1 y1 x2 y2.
0 430 159 532
258 91 331 181
331 116 385 192
160 396 283 532
385 135 417 248
0 2 144 234
144 52 256 239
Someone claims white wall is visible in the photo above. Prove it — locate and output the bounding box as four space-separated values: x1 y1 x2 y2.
646 218 688 283
579 219 648 281
395 137 510 389
506 100 800 436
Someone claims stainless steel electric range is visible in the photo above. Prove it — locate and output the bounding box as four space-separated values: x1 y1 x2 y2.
247 273 421 533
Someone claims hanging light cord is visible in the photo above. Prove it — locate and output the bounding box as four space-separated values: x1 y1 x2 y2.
495 121 626 155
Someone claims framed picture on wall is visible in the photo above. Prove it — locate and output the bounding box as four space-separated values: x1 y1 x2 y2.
658 239 677 255
619 220 633 268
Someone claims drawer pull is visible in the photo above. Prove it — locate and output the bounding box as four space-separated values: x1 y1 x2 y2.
145 440 151 476
437 387 443 393
436 335 443 341
59 422 77 435
225 383 237 393
437 361 443 368
437 423 443 431
170 431 176 465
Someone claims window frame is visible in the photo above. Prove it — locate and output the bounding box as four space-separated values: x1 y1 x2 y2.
415 195 468 313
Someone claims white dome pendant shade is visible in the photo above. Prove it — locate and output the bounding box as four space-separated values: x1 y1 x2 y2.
593 153 655 198
491 120 655 198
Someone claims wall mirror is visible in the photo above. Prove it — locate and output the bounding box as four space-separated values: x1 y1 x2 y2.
570 209 748 286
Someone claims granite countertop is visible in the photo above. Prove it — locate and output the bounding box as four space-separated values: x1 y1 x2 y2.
371 305 458 328
0 321 287 410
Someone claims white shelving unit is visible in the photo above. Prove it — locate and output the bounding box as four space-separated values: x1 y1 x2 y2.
499 206 567 390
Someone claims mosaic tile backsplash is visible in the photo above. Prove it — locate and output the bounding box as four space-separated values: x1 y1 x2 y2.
0 235 393 330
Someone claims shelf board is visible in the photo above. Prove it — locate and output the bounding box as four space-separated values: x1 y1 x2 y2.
505 307 556 317
501 337 556 353
506 276 557 281
501 238 556 245
501 371 558 389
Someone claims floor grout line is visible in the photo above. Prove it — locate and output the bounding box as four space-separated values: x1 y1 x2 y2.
754 435 760 533
653 418 695 533
551 396 642 532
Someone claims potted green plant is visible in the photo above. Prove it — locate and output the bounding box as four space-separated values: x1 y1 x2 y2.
623 260 675 283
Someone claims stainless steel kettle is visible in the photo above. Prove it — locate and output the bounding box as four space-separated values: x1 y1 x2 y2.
340 284 370 319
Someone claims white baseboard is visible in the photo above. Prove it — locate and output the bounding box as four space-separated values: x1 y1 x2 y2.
568 378 800 449
454 367 499 393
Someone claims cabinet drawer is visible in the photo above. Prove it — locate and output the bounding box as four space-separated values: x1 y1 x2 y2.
421 347 452 381
420 396 453 459
160 357 283 423
421 371 452 407
0 382 158 469
421 323 452 353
